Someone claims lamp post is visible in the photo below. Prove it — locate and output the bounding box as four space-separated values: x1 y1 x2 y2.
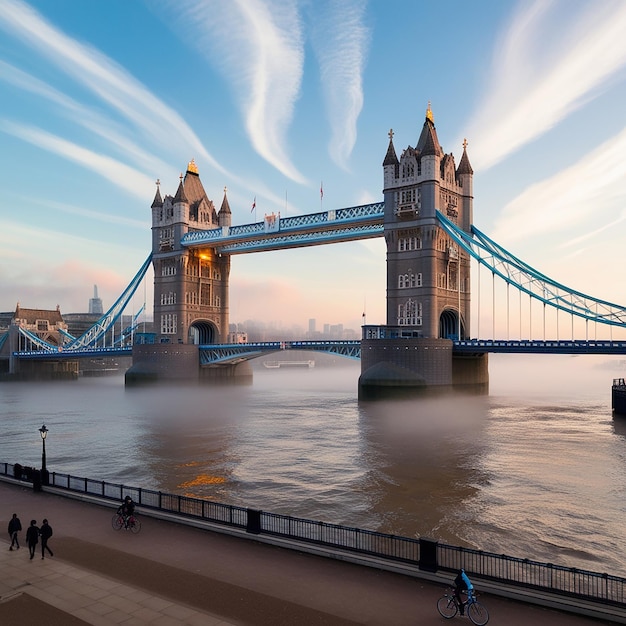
39 424 48 473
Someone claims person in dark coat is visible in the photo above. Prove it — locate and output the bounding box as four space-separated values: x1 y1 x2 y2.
40 518 53 559
8 513 22 550
25 519 39 560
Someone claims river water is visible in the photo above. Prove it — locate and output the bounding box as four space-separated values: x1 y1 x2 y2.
1 353 625 577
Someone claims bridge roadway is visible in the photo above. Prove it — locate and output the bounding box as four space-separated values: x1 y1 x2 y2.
11 338 626 364
0 480 618 625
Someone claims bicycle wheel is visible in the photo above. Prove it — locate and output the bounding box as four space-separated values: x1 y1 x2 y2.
437 595 458 619
111 514 123 530
129 517 141 534
467 601 489 625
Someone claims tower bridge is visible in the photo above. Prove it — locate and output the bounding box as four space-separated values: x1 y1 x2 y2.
5 104 626 393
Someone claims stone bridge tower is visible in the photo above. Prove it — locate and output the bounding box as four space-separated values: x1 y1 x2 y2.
382 104 473 339
150 160 231 345
359 105 487 397
127 160 241 385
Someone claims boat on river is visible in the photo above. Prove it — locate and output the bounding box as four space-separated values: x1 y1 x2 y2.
263 360 315 369
612 378 626 415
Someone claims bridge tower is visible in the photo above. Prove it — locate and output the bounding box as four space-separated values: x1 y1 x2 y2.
150 160 231 345
127 160 245 385
383 104 473 339
359 105 487 397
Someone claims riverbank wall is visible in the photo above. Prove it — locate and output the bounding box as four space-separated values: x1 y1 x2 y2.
1 467 624 624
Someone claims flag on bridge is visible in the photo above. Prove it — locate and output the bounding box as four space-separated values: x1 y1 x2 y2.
320 182 323 198
251 197 256 212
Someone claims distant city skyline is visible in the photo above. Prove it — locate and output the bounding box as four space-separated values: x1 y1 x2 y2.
2 1 626 337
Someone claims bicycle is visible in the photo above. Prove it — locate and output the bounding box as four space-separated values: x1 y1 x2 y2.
437 587 489 625
111 512 141 534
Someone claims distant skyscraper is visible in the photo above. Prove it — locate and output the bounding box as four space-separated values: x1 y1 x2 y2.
308 318 316 334
89 285 103 315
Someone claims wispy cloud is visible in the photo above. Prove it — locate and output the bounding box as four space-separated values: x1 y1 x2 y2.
0 0 237 182
158 0 307 184
309 0 370 168
1 121 156 200
464 0 626 171
30 198 148 229
0 60 173 180
492 125 626 243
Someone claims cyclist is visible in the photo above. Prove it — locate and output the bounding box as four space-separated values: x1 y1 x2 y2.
117 496 135 529
453 568 474 615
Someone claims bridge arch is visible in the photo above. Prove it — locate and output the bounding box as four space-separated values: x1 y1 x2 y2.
189 320 218 344
439 308 466 340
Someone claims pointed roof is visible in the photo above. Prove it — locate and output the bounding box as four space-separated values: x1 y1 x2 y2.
218 186 231 215
174 174 188 204
151 179 163 208
416 102 442 157
181 160 217 221
383 129 399 166
456 138 474 175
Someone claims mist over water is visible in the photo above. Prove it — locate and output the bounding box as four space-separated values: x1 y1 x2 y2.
1 354 625 576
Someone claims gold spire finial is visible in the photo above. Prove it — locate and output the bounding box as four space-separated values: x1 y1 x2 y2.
155 178 160 188
462 138 468 149
388 128 394 140
187 158 198 174
223 186 227 194
426 101 434 123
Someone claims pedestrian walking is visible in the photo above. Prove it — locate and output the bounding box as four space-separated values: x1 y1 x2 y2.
40 518 53 559
8 513 22 550
25 519 39 560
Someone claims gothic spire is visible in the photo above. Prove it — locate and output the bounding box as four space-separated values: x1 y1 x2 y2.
383 128 399 166
174 173 187 204
416 102 442 157
151 178 163 208
456 138 474 175
219 186 231 215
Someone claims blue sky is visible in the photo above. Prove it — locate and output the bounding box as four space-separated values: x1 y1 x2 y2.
2 0 626 337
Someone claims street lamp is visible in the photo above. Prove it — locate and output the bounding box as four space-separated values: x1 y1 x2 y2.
39 424 48 473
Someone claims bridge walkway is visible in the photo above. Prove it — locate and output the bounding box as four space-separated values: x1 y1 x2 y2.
0 481 617 625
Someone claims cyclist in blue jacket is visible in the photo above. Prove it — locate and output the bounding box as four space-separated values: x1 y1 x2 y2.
453 568 473 615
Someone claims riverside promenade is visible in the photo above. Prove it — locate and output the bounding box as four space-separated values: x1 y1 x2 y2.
0 480 621 625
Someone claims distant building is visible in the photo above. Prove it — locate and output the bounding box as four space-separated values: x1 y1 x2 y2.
89 285 103 315
11 303 68 348
227 331 248 344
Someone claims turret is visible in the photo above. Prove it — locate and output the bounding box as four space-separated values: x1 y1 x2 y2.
173 174 189 227
382 129 399 189
218 187 232 228
456 139 474 232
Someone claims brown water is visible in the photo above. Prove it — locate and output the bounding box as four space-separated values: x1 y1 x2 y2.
1 353 624 576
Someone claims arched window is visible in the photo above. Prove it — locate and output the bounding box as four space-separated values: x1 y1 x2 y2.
397 299 422 325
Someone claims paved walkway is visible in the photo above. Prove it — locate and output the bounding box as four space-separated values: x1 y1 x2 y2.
0 480 620 625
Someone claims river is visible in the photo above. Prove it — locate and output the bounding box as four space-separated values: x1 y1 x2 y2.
1 352 625 577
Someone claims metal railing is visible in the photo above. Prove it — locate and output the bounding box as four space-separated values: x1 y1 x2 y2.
2 462 624 609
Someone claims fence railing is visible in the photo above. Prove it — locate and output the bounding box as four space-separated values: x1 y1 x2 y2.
2 462 624 609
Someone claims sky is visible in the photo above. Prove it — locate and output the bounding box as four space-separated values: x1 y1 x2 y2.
2 0 626 338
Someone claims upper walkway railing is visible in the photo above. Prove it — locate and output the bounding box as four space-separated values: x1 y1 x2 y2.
181 202 385 253
2 461 624 613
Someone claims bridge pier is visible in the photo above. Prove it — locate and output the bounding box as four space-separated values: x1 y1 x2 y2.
125 344 252 386
3 359 79 381
358 336 488 400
